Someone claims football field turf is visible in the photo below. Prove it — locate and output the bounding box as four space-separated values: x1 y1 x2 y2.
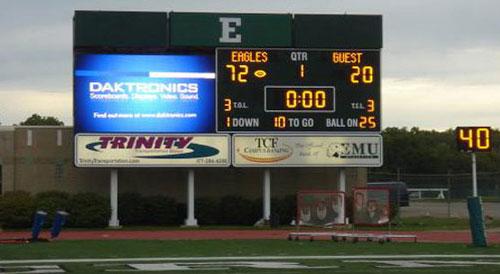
1 240 500 273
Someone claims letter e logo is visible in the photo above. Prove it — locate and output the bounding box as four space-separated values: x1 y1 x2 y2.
219 17 241 43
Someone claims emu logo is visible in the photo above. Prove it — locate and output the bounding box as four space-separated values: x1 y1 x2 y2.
327 143 379 159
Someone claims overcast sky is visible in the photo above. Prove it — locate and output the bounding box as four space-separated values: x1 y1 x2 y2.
0 0 499 130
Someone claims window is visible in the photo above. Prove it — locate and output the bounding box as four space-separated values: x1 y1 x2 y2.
57 130 62 146
27 130 33 146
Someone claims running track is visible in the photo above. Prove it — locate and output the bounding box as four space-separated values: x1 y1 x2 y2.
1 230 499 243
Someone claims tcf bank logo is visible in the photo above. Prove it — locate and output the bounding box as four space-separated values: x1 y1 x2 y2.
86 136 219 159
237 137 293 163
327 142 380 159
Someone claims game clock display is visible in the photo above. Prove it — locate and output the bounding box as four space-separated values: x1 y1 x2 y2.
265 86 335 112
456 127 492 152
217 48 380 132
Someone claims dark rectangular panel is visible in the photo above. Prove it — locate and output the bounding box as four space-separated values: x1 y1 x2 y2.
456 127 492 152
74 11 168 48
217 48 381 132
170 12 292 47
294 15 382 48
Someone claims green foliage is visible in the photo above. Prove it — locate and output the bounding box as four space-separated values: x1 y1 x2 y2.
34 191 71 227
195 197 220 225
118 193 146 225
118 193 179 225
377 127 500 173
0 191 35 228
271 195 297 225
20 113 64 126
66 193 110 228
217 196 260 225
0 192 297 228
141 195 178 225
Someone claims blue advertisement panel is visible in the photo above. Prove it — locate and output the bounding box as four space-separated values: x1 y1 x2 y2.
74 54 215 133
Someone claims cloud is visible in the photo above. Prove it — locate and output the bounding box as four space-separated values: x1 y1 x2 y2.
383 77 500 130
384 46 500 84
0 0 499 129
0 90 72 125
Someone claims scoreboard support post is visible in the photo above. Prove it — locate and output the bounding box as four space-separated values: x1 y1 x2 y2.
456 126 493 247
263 169 271 222
108 169 120 228
456 126 493 197
184 169 198 227
472 153 478 197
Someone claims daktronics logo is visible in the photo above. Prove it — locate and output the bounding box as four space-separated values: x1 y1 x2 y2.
85 136 220 159
327 142 380 159
89 82 199 93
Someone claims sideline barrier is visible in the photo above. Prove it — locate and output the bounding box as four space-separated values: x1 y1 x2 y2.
290 188 416 244
287 232 417 243
31 211 47 241
51 211 69 239
1 211 68 244
467 197 487 247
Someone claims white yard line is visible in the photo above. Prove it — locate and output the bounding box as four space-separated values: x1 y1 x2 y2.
2 255 500 265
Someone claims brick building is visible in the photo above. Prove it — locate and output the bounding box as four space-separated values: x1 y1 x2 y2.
0 126 367 199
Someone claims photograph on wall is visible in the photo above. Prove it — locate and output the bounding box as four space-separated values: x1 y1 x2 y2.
297 191 345 227
352 188 390 225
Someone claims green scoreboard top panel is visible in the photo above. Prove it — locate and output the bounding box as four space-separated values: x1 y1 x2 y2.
216 48 380 132
74 11 168 48
74 11 382 49
169 12 293 47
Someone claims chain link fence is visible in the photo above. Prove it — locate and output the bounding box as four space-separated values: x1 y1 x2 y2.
368 171 500 200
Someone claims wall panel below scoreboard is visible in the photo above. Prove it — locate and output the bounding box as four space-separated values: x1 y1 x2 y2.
217 48 380 132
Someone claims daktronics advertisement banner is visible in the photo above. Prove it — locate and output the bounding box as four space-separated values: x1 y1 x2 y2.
232 135 382 167
75 134 230 167
74 54 215 133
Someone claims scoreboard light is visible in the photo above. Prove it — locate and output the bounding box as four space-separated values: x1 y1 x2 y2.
456 127 492 152
217 48 381 132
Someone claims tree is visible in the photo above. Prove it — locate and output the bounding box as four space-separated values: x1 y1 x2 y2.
373 127 500 174
20 114 64 126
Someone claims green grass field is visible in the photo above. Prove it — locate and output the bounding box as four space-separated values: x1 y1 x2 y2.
1 240 500 273
4 216 499 232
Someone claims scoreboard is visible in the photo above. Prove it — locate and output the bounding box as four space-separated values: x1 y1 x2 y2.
456 127 492 152
217 48 380 132
74 11 385 167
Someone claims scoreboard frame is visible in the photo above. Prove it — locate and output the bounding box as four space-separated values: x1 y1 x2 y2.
215 47 382 134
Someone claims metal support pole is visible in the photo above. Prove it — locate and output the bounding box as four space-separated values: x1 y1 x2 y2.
472 153 478 197
184 169 198 227
263 168 271 221
339 168 346 192
339 168 347 224
108 169 120 228
447 169 452 218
